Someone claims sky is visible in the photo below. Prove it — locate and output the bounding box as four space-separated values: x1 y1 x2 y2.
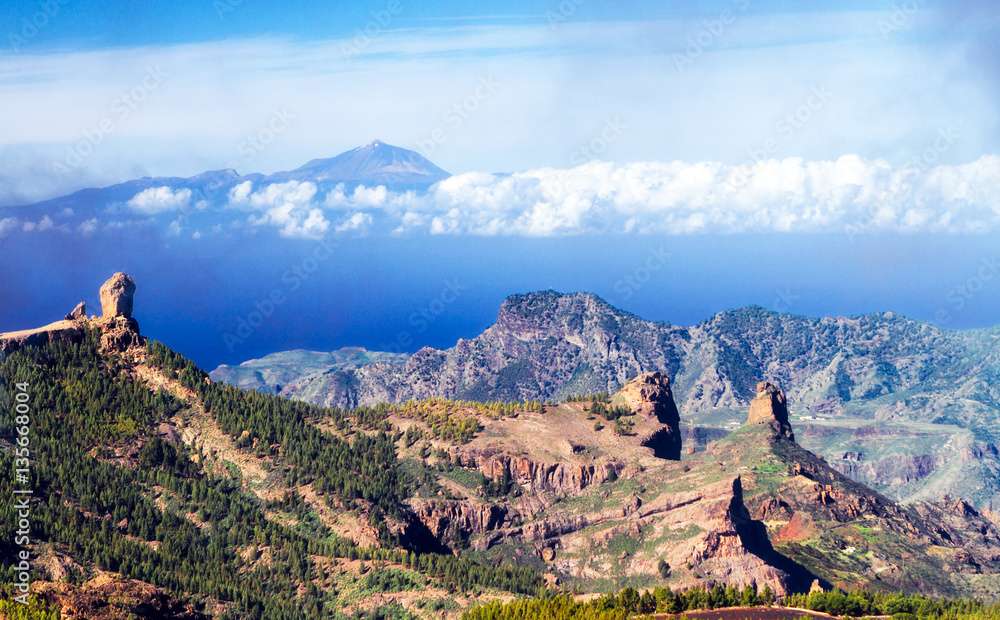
1 0 999 368
0 0 998 203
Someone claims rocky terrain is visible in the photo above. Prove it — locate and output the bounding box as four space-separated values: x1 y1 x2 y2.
213 291 1000 508
395 378 1000 599
7 274 1000 617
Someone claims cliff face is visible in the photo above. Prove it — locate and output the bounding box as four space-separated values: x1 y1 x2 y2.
453 447 625 496
615 371 683 459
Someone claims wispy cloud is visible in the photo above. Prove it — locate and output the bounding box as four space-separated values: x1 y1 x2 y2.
0 10 996 206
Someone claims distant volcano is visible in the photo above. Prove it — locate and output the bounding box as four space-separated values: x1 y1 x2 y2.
7 141 450 214
270 140 450 186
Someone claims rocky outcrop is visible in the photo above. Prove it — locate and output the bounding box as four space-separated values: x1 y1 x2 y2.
616 371 682 459
94 273 143 353
1 273 142 356
690 477 812 595
100 271 136 319
33 574 205 619
832 451 937 489
747 381 794 439
453 446 624 496
64 301 86 321
407 499 512 549
99 314 143 353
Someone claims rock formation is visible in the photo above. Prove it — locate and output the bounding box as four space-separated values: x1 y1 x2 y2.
689 477 804 595
64 301 86 321
747 381 794 440
616 371 682 459
99 272 136 318
452 447 625 496
1 272 142 356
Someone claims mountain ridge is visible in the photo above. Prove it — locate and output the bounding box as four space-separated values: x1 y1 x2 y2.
5 140 449 214
212 289 1000 509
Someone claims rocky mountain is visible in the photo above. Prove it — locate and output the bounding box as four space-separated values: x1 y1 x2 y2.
212 290 1000 508
6 273 1000 617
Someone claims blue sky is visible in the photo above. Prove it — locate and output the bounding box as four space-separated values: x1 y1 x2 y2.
2 1 924 50
1 0 998 205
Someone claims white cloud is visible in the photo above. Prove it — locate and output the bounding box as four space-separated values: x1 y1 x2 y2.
77 218 98 236
127 186 192 214
0 217 18 237
21 215 54 232
335 212 373 234
228 180 253 204
383 155 1000 236
234 180 329 239
0 11 995 196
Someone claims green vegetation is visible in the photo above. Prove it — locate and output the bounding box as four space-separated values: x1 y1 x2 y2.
0 336 541 619
360 567 424 593
566 392 610 404
589 401 632 422
0 595 59 620
386 396 544 443
147 340 407 522
464 585 1000 620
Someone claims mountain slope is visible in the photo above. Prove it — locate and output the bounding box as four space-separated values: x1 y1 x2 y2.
212 291 1000 508
6 273 1000 616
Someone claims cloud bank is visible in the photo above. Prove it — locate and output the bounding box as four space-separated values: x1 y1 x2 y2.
172 155 1000 237
12 154 999 240
400 155 1000 236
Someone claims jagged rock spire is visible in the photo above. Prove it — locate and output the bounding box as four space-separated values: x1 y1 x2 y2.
747 381 794 440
